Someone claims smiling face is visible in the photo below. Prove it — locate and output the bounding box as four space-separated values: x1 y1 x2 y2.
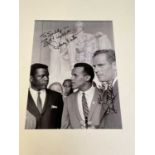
93 53 116 82
71 67 89 90
30 68 49 91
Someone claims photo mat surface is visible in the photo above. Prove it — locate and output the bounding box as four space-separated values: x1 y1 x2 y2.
20 0 134 154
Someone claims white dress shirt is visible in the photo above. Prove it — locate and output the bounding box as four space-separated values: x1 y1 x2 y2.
77 85 95 120
29 88 46 109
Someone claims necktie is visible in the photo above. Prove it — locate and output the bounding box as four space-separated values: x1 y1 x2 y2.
106 83 117 114
82 92 89 128
37 91 42 113
107 82 113 97
101 82 108 90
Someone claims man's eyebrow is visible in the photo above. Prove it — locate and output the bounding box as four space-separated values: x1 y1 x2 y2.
98 63 104 65
93 63 103 66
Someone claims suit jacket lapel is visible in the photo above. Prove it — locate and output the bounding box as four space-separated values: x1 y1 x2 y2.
27 90 41 118
113 80 118 97
88 87 100 120
73 91 83 121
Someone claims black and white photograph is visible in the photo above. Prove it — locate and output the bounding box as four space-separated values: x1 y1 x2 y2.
25 21 122 129
20 0 134 154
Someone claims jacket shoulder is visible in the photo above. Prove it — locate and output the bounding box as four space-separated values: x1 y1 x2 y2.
46 89 62 97
65 92 77 103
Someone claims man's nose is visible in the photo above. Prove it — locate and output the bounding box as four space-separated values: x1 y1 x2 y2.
71 76 74 80
93 66 98 73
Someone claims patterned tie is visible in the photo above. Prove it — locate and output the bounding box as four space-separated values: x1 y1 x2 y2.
82 92 89 128
37 91 42 113
106 82 117 114
101 82 108 90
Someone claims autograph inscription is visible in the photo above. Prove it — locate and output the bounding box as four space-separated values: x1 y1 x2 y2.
40 26 77 49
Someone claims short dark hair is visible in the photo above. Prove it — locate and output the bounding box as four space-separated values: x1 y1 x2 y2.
30 63 48 76
93 49 116 63
74 63 94 82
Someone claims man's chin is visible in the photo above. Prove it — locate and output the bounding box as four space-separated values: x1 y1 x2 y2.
41 85 47 89
97 77 105 82
97 78 102 82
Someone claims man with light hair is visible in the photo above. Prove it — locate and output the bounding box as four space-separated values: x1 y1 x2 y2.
93 49 122 128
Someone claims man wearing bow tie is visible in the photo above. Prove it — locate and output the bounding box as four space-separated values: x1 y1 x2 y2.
25 63 63 129
93 49 122 129
61 63 102 129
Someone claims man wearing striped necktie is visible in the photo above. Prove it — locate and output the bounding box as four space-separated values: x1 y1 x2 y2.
61 63 102 129
25 63 63 129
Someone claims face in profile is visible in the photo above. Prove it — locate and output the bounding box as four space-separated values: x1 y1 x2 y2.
31 68 49 91
71 67 88 90
63 80 73 96
93 53 116 82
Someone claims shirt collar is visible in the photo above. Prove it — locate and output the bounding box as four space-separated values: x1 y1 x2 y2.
101 77 117 90
79 85 95 95
30 87 46 94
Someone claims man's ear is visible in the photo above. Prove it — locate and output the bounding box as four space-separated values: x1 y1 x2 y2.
85 75 91 82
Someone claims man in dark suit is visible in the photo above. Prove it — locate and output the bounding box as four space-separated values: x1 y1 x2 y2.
93 49 122 129
25 63 63 129
61 63 102 129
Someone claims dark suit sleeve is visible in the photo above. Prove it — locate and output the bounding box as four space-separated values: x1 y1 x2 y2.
56 93 64 128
